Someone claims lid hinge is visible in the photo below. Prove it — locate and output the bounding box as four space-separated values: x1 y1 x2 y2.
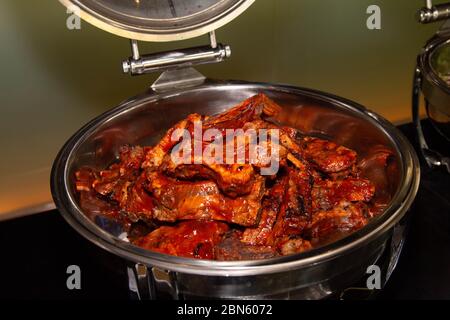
122 31 231 76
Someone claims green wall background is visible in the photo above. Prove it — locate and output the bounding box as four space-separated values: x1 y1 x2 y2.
0 0 445 218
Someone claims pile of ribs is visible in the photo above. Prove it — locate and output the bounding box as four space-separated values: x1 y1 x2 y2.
75 93 391 261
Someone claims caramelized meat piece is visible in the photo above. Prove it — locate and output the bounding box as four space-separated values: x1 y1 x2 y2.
158 95 284 196
277 237 313 256
143 94 281 171
75 167 95 193
161 132 286 196
74 93 385 261
92 145 144 196
300 137 357 173
304 201 369 242
243 166 313 256
134 221 229 259
147 171 265 226
120 173 154 222
241 175 288 245
142 113 203 170
215 232 278 261
118 144 146 171
144 94 284 197
161 155 256 198
87 146 154 222
312 177 375 212
245 120 304 158
75 167 128 225
269 167 313 253
203 93 281 131
90 164 121 196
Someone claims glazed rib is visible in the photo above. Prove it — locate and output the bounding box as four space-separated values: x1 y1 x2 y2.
146 171 265 226
299 137 357 174
135 220 229 259
74 93 384 261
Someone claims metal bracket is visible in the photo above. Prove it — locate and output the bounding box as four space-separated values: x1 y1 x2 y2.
122 31 231 76
151 67 206 92
127 264 180 300
418 1 450 24
133 263 155 300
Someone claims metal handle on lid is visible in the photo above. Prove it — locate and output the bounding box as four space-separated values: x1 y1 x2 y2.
122 31 231 76
418 1 450 23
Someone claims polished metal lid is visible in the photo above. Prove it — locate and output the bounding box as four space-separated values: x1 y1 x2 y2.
413 7 450 172
59 0 254 41
430 39 450 87
419 35 450 111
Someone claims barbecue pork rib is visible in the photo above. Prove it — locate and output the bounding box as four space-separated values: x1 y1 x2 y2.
299 137 357 174
75 93 383 261
155 93 285 197
135 220 229 259
146 171 265 226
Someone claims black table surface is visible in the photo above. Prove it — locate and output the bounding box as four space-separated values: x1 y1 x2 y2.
1 120 449 300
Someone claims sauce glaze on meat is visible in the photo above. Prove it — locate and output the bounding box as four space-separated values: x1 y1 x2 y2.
75 94 392 260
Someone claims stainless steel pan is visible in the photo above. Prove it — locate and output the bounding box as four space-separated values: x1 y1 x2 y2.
51 80 420 299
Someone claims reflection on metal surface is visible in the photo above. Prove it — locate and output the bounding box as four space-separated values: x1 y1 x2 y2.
58 0 255 41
